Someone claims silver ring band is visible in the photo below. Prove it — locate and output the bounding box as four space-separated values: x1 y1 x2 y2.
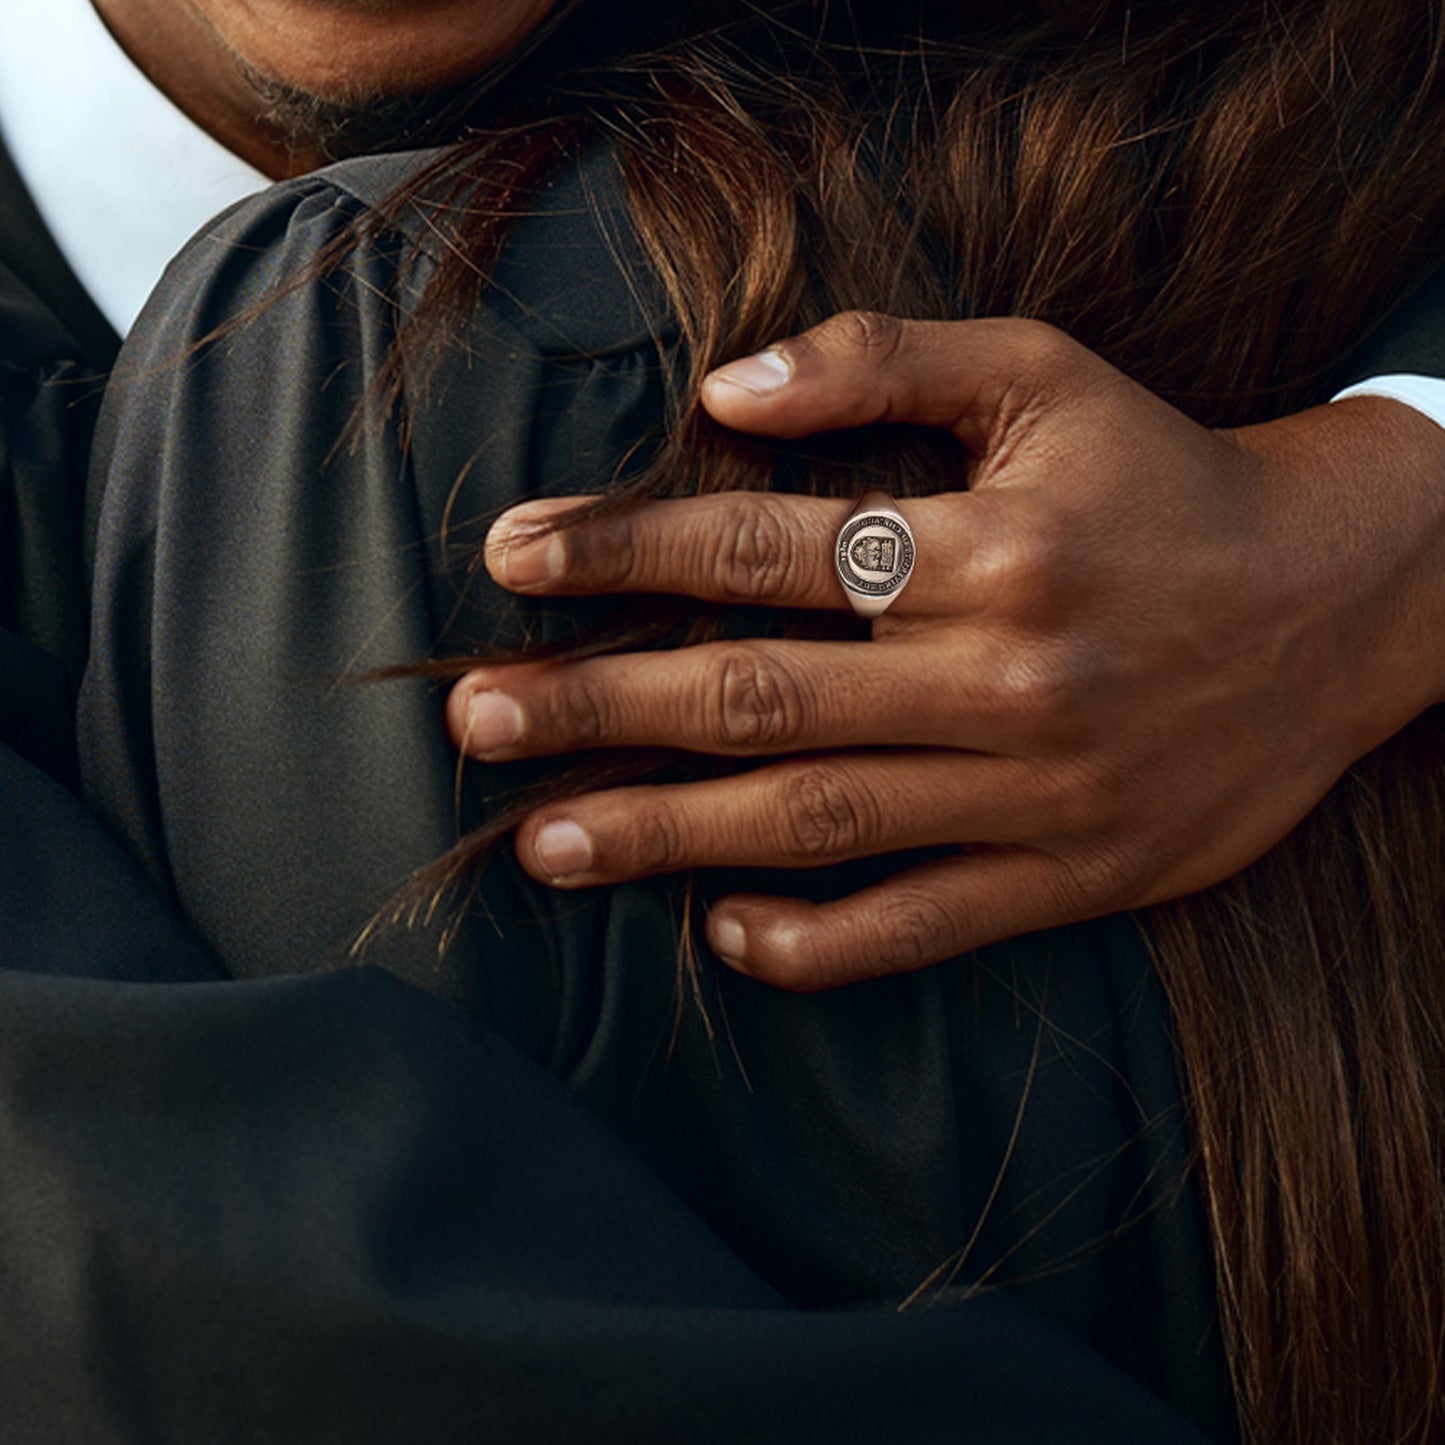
835 490 915 617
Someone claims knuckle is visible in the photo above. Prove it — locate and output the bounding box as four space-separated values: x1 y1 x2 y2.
752 922 833 994
821 309 906 363
557 679 611 748
973 507 1071 615
874 889 961 969
1031 641 1092 712
985 321 1089 443
1007 318 1078 379
1052 843 1136 914
716 497 797 601
1035 758 1130 840
778 764 880 858
985 643 1093 742
563 519 632 590
711 646 811 752
615 510 673 590
629 800 689 876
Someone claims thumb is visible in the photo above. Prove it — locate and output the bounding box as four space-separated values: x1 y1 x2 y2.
699 312 1098 453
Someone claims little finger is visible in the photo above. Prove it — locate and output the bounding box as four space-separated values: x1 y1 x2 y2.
705 848 1116 991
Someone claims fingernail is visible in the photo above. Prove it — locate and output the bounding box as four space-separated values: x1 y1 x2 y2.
709 914 748 967
496 533 564 589
707 348 792 397
533 820 594 882
464 691 524 754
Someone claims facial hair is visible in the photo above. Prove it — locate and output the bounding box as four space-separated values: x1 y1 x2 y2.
236 61 489 163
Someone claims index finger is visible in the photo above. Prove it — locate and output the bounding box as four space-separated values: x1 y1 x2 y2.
485 490 981 613
697 312 1105 448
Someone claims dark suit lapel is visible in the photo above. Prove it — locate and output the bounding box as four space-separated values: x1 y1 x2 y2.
0 135 120 367
0 134 114 703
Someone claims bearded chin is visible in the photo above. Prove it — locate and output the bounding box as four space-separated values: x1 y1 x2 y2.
237 61 489 163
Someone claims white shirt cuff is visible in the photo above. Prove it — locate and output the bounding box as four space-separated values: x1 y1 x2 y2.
1331 374 1445 434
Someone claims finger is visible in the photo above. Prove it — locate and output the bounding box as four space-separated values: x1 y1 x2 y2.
485 491 846 606
699 313 1108 452
485 488 1004 614
448 631 1055 760
703 849 1104 991
509 752 1060 887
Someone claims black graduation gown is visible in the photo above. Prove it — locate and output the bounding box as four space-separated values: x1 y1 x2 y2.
79 147 1232 1441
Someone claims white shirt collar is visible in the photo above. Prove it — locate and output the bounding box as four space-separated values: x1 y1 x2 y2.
0 0 269 336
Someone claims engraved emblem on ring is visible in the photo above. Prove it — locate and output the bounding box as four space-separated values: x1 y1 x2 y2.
835 492 914 616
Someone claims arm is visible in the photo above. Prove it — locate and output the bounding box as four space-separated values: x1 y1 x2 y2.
449 312 1445 989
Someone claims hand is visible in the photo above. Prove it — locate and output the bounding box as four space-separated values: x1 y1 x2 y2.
447 313 1445 990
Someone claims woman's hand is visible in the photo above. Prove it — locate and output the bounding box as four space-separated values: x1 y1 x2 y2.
447 314 1445 990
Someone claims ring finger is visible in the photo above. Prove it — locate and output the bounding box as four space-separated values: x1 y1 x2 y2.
483 490 1000 617
510 750 1057 886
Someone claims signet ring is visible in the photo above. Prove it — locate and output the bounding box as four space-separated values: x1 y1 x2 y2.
834 490 916 618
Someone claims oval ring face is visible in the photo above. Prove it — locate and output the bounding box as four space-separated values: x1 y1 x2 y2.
835 509 915 614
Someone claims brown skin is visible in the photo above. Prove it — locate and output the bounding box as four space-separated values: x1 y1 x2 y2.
447 313 1445 990
93 0 558 176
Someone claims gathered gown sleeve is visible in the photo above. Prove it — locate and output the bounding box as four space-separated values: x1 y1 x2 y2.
81 170 531 1022
80 155 679 1042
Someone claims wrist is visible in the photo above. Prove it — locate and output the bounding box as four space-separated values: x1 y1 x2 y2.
1234 396 1445 728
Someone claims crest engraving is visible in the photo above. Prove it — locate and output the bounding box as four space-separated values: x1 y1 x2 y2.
850 536 896 573
836 512 915 598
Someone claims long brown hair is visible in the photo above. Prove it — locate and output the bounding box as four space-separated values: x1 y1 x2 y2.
358 2 1445 1439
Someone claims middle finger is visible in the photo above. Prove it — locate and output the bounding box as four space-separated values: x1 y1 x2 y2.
447 634 1033 761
